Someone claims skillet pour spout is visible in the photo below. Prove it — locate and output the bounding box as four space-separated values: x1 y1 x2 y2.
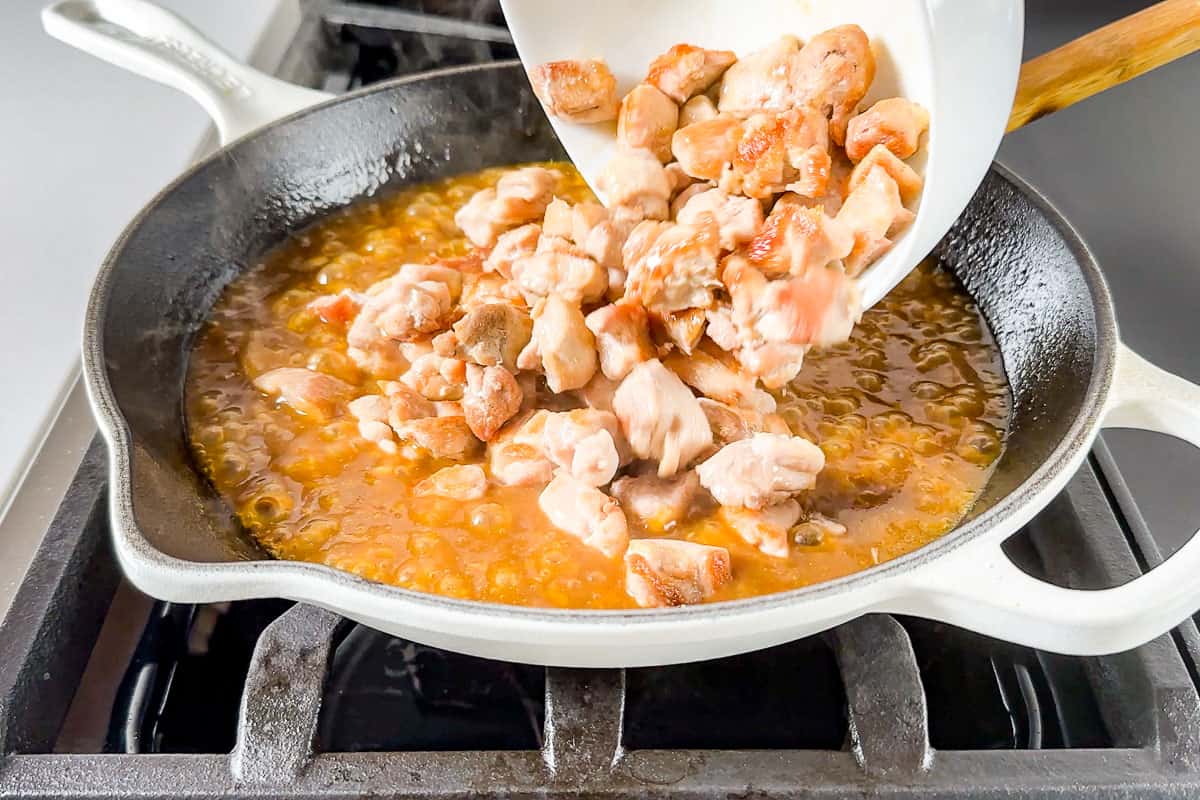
52 0 1200 666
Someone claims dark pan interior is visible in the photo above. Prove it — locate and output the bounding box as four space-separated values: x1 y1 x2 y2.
92 63 1104 564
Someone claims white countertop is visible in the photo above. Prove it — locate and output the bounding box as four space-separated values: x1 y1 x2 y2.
0 0 292 517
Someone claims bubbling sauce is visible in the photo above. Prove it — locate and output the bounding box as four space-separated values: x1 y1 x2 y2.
186 162 1009 609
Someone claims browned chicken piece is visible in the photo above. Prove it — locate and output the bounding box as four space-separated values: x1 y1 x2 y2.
485 223 541 279
746 201 853 278
625 219 722 315
611 469 703 530
753 267 861 348
651 307 707 355
621 219 669 269
596 147 673 220
836 164 914 276
645 44 737 104
454 167 557 247
346 394 397 453
253 367 350 422
662 348 775 413
845 97 930 162
414 464 487 500
529 58 620 122
392 416 481 461
618 84 680 163
520 294 597 393
674 187 764 251
696 432 824 509
307 290 364 325
399 352 467 401
624 538 732 608
848 144 924 205
726 112 790 198
396 263 464 301
543 409 626 487
462 363 524 441
782 106 832 198
791 25 875 145
539 474 630 559
792 511 848 545
585 302 656 381
452 303 533 370
671 116 743 181
614 358 713 477
679 94 719 127
381 380 437 426
717 36 801 116
698 397 755 447
511 250 607 306
718 499 800 558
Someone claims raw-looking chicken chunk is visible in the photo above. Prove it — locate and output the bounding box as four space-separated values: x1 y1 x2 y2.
400 352 467 401
392 416 481 461
845 97 930 162
307 290 363 325
538 474 630 559
624 219 721 314
671 116 742 181
674 187 764 251
518 294 598 393
488 411 556 487
485 223 541 279
611 469 703 530
679 95 719 127
542 409 626 487
662 348 776 413
848 144 924 205
717 36 801 116
613 359 713 477
646 44 737 104
836 164 914 276
462 364 524 441
253 368 350 422
414 464 487 500
454 167 557 247
382 380 437 426
452 303 533 370
697 432 825 510
529 58 620 122
347 394 397 453
791 25 875 145
511 250 607 305
396 263 463 301
618 84 680 163
585 302 655 381
624 539 732 608
718 499 801 558
596 147 673 220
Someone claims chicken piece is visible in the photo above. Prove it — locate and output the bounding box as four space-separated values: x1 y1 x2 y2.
307 290 363 325
400 352 467 401
511 250 607 306
718 499 801 558
726 112 790 199
614 359 713 477
662 348 775 413
382 380 437 426
679 94 719 127
618 84 680 163
539 474 629 559
575 372 620 414
717 36 801 116
392 416 480 461
462 363 523 441
459 272 519 313
625 219 721 314
746 201 854 278
451 303 532 371
645 43 737 104
529 58 619 122
414 464 487 500
253 368 350 422
347 394 397 453
543 409 625 487
671 116 742 182
624 539 732 608
697 432 824 509
454 167 557 247
651 308 707 355
848 144 924 205
352 272 454 344
611 469 703 530
792 25 876 145
431 331 460 357
845 97 930 162
435 400 465 417
665 162 700 197
753 267 861 348
675 187 764 252
485 223 541 279
521 294 597 393
792 511 848 545
396 263 463 301
489 441 555 487
698 397 755 447
836 164 914 276
737 341 809 389
585 302 655 381
596 147 672 220
567 202 608 245
782 106 832 198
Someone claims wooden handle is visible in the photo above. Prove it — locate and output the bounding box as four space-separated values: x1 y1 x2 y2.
1008 0 1200 132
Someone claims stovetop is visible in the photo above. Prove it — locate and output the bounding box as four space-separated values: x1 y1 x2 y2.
2 1 1199 797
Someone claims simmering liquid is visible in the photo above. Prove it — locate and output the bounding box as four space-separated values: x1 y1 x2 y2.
186 162 1010 609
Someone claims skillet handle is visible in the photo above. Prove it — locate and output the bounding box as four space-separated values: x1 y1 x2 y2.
41 0 332 144
886 343 1200 655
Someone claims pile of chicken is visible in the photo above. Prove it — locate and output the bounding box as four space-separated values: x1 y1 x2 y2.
251 27 928 609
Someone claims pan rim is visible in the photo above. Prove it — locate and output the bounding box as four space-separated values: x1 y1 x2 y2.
83 62 1118 627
